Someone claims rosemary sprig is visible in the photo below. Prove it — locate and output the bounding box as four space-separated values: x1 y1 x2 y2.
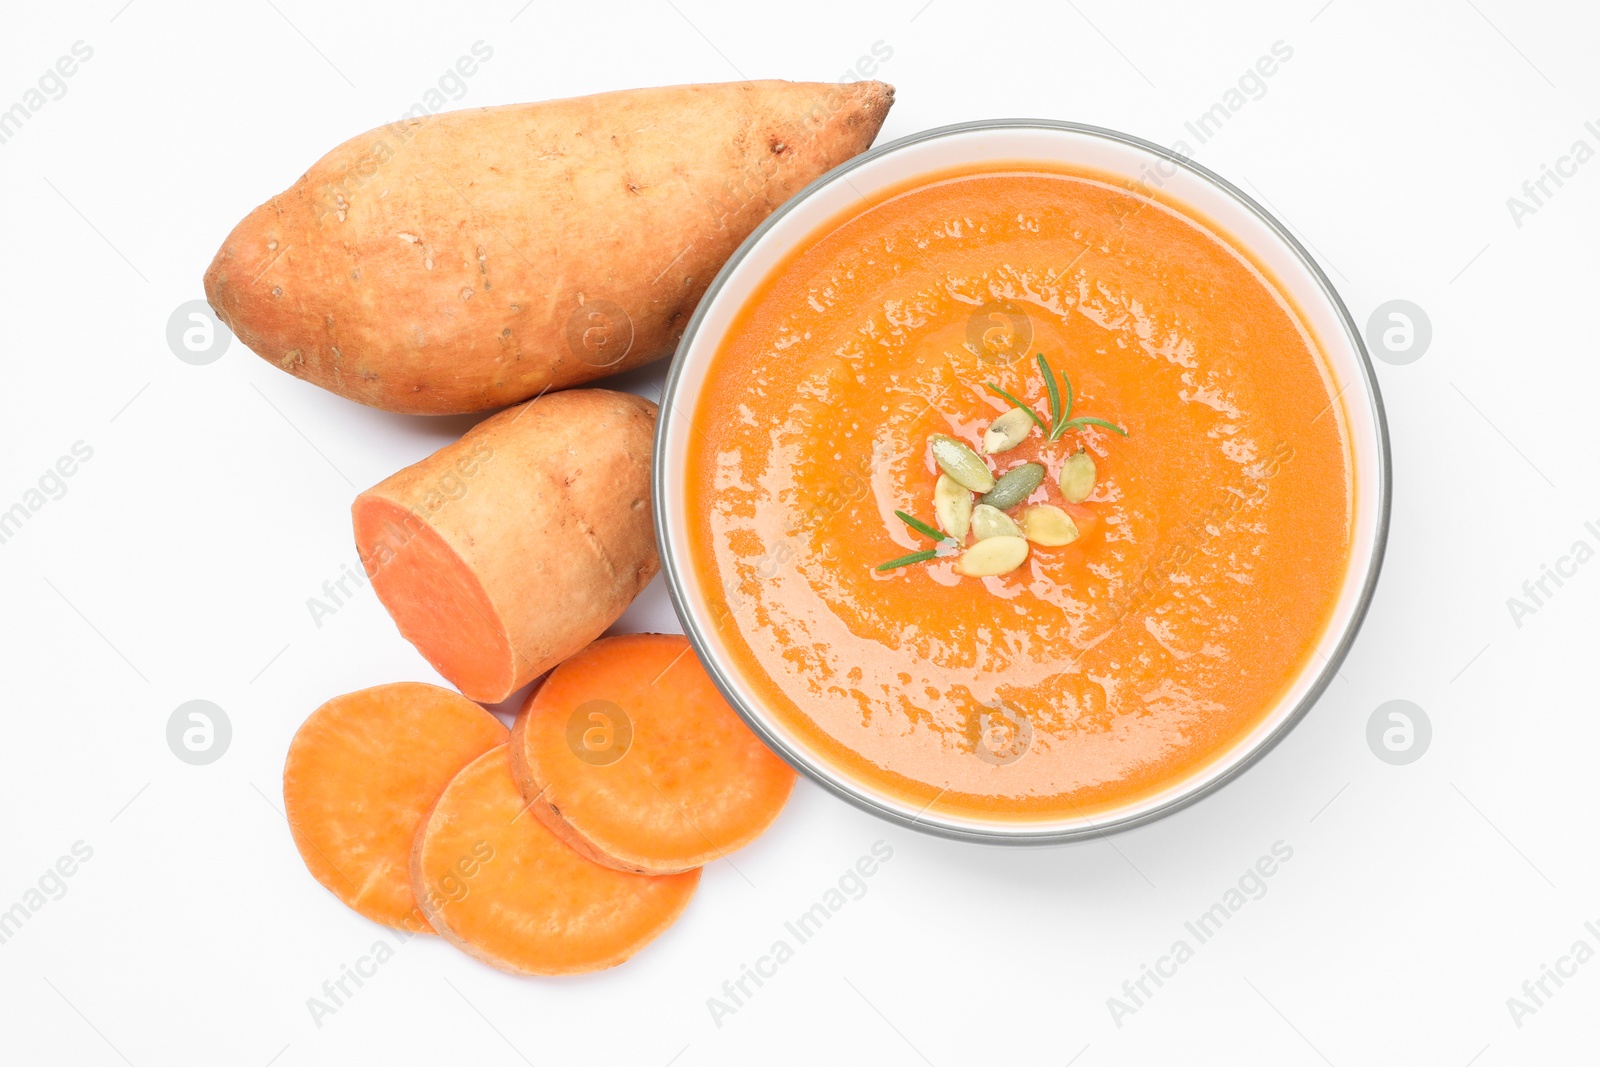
876 511 957 572
1062 364 1075 435
876 549 939 572
1060 415 1129 436
1038 352 1062 431
1031 352 1127 441
894 510 946 541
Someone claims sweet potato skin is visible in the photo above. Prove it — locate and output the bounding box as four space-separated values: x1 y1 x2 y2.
353 389 658 703
204 80 894 414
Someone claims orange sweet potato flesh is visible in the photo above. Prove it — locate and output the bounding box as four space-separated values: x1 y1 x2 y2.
413 744 700 975
510 634 796 875
352 389 657 703
203 80 895 414
283 682 507 933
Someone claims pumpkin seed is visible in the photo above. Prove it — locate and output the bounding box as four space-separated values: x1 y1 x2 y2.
982 407 1035 454
970 503 1022 540
955 535 1029 577
1059 448 1096 503
933 475 973 541
979 462 1045 510
929 434 995 493
1021 504 1079 546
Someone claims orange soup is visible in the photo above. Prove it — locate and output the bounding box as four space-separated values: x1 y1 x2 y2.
685 164 1351 821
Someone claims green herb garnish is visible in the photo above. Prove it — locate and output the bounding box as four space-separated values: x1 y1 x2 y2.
893 510 946 541
876 511 957 572
1039 352 1063 431
1061 415 1127 436
988 353 1129 442
875 549 940 572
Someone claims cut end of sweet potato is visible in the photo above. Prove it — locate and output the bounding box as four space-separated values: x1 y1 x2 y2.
352 493 516 703
283 682 508 933
414 745 700 976
510 634 796 874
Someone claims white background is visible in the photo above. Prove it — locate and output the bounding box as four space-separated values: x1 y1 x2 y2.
2 1 1597 1063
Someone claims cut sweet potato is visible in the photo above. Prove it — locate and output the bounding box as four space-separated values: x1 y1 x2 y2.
509 633 796 874
283 682 507 932
413 744 699 975
352 389 657 703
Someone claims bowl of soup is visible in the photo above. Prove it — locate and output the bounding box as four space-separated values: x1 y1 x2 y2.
655 120 1389 843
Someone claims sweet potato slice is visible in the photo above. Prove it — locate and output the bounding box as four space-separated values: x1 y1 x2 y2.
352 389 658 703
509 633 796 874
283 682 507 932
413 745 699 975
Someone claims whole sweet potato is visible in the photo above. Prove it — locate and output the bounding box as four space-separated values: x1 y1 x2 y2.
205 80 894 414
352 389 657 702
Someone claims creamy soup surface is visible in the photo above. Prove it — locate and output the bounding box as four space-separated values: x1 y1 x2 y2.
686 164 1352 820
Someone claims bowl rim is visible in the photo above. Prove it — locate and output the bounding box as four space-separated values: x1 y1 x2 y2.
654 117 1392 845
